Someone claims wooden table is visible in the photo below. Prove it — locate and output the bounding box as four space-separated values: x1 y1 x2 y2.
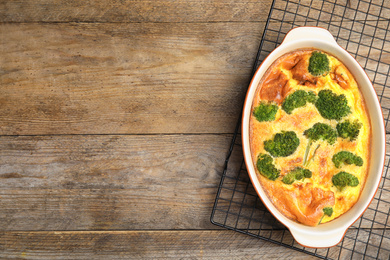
0 1 386 259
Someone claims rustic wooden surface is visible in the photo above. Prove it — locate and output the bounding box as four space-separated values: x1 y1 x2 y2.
0 0 388 259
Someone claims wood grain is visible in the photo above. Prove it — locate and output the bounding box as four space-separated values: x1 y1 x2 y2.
0 134 388 231
0 230 315 260
0 188 221 231
0 134 231 230
0 22 264 135
4 0 387 23
2 21 389 135
0 0 273 23
1 0 390 258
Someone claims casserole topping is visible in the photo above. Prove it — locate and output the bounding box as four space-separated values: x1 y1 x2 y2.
249 49 371 226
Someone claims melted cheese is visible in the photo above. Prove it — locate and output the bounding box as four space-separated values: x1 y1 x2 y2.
249 50 371 226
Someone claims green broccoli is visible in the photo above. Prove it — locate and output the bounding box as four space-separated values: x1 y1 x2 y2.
303 123 337 165
282 90 317 114
332 171 359 190
336 120 362 141
253 102 279 122
264 131 300 157
281 172 296 185
282 167 312 184
319 207 334 224
332 151 363 168
294 167 312 180
256 153 280 181
308 51 330 77
315 89 351 120
323 207 333 217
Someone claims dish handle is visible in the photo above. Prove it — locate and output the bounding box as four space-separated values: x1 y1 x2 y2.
282 26 337 45
289 226 346 248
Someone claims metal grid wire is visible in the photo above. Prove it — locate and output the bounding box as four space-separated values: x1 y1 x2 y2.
210 0 390 259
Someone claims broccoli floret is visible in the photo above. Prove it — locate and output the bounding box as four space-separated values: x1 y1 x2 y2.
332 151 363 168
295 171 305 180
282 172 296 185
315 89 351 120
264 131 300 157
282 90 317 114
282 167 312 184
304 168 312 178
319 207 334 224
304 123 337 144
253 102 279 122
349 175 360 187
303 123 337 165
323 207 333 217
294 167 312 180
336 120 362 141
308 51 330 77
256 153 280 181
332 171 359 190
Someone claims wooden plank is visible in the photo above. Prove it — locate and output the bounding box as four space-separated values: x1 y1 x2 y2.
2 22 389 135
2 0 387 23
0 134 231 230
0 188 221 231
1 229 385 259
0 230 316 259
0 0 273 23
0 22 264 135
0 134 388 231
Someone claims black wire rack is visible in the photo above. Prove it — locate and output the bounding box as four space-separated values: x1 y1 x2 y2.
210 0 390 259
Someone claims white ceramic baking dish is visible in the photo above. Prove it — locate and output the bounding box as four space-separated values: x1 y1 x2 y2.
242 26 385 248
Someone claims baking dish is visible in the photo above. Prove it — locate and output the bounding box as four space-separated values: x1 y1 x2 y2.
241 26 385 248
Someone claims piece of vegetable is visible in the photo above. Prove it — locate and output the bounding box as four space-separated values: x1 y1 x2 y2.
332 171 359 190
315 89 351 120
253 102 279 122
282 167 312 185
336 119 362 141
308 51 330 77
281 172 296 185
319 207 334 224
256 153 280 181
305 144 320 167
264 131 300 157
332 151 363 168
323 207 333 217
303 123 337 165
282 90 317 114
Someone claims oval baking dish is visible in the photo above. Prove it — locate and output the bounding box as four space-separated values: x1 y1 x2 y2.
241 27 385 248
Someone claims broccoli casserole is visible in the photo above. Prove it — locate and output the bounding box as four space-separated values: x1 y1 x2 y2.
249 49 371 226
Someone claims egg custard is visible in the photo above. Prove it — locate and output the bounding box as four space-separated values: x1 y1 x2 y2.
249 49 371 226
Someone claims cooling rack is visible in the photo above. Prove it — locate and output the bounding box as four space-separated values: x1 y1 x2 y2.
210 0 390 259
